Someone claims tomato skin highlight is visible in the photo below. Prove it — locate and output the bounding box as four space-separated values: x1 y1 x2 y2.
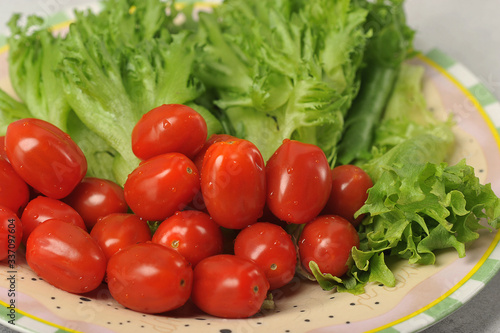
5 118 87 199
191 254 270 318
90 213 152 260
298 215 359 277
132 104 208 160
234 222 296 290
0 205 23 261
0 156 30 215
201 139 266 229
107 242 193 314
124 153 200 221
266 139 332 224
152 210 223 266
192 133 235 172
26 219 106 293
324 165 373 227
21 196 86 244
63 177 128 230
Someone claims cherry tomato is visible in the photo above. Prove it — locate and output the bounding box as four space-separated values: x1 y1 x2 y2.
152 210 223 266
0 156 30 215
201 139 266 229
5 118 87 199
26 219 106 293
192 133 235 172
266 139 332 224
191 254 269 318
0 205 23 261
124 153 200 221
0 136 8 161
324 165 373 227
107 242 193 314
298 215 359 277
90 213 152 260
234 222 296 290
132 104 208 160
20 196 86 244
63 177 128 230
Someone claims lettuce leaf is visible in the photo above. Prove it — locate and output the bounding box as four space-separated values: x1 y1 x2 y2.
196 0 369 163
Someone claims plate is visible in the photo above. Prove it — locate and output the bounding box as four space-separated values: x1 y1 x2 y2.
1 2 500 333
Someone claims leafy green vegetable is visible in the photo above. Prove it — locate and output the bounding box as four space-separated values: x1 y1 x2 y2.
310 59 500 294
336 0 415 165
5 14 71 132
195 0 369 162
0 0 223 184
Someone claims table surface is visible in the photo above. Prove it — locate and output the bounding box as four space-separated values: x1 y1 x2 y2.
1 1 499 333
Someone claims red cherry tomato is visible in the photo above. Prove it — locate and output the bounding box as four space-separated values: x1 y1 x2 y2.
324 165 373 227
191 254 270 318
5 118 87 199
0 156 30 215
26 219 106 293
266 139 332 224
192 133 235 172
201 139 266 229
234 222 296 290
0 205 23 261
63 177 127 230
124 153 200 221
107 242 193 314
20 196 86 243
132 104 208 160
152 210 223 266
90 213 152 260
0 136 8 161
298 215 359 277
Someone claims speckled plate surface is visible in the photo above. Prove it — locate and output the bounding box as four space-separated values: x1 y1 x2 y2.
1 2 500 333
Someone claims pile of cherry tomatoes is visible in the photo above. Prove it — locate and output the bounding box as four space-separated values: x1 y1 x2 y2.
0 104 373 319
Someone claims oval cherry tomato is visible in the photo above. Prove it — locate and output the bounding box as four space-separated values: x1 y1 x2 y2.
26 219 106 293
324 165 373 227
234 222 296 290
266 139 332 224
20 196 86 243
5 118 87 199
63 177 127 230
191 254 269 318
0 205 23 261
132 104 208 160
201 139 266 229
0 156 30 215
107 242 193 314
298 215 359 277
90 213 152 260
124 153 200 221
152 210 223 266
192 133 235 172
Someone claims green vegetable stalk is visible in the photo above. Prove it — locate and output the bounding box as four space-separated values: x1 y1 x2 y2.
336 0 415 165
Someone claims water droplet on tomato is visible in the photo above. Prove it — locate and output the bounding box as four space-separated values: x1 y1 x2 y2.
287 167 294 174
162 119 171 128
293 201 299 206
